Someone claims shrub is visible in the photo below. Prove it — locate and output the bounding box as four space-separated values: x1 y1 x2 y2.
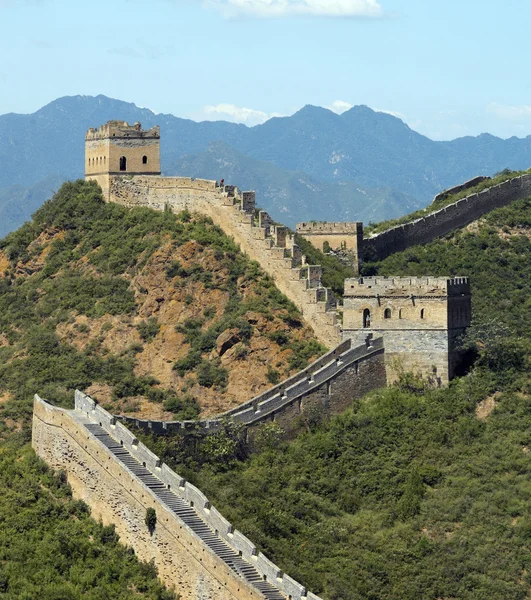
137 317 161 342
145 507 157 534
196 360 228 389
266 366 281 384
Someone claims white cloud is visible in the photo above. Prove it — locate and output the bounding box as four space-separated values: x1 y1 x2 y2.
487 102 531 119
375 108 405 119
327 100 353 114
201 103 283 125
204 0 384 18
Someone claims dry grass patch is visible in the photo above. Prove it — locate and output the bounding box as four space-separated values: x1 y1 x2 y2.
476 393 500 421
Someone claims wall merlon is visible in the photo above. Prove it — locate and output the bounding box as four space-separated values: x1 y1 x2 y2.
257 553 283 582
231 530 257 559
281 575 307 599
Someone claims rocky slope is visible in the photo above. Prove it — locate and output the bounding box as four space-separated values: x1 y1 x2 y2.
0 180 324 424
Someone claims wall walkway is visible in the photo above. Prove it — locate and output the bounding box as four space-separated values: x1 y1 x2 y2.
119 337 386 438
33 394 321 600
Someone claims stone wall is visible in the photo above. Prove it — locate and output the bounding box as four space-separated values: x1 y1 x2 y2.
363 173 531 262
342 277 471 383
107 176 341 348
431 175 490 205
32 394 322 600
118 338 386 438
296 222 363 252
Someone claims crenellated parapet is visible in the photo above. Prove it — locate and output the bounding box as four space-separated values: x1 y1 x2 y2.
118 337 386 437
32 392 327 600
105 173 341 348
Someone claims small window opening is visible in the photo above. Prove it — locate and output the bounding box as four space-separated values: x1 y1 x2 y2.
363 308 371 328
119 156 127 171
399 309 403 319
420 309 425 319
142 155 148 165
384 308 391 319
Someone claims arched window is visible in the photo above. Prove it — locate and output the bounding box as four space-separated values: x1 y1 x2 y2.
119 156 127 171
420 308 425 319
399 308 403 319
104 156 106 164
142 155 148 165
363 308 371 328
384 308 391 319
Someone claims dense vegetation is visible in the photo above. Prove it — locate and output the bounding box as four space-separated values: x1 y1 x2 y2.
2 180 531 598
138 196 531 599
365 168 530 235
0 430 176 599
0 180 322 425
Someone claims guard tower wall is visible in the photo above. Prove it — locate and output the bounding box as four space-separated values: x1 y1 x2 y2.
342 277 471 383
296 222 363 272
85 121 161 200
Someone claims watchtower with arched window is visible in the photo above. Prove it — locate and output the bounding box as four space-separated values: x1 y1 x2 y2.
342 276 471 384
85 121 161 200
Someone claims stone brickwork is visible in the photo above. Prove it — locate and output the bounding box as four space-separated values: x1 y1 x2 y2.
342 277 471 384
119 337 386 439
296 222 363 270
85 121 161 200
363 173 531 262
32 394 322 600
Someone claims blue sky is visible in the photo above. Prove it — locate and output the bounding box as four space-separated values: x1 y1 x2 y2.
1 0 530 140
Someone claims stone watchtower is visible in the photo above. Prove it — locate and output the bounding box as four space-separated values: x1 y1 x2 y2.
296 221 364 273
85 121 161 200
342 277 471 384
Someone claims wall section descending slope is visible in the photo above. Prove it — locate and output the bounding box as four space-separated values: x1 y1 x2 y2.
364 173 531 262
119 337 386 439
32 394 323 600
108 176 340 348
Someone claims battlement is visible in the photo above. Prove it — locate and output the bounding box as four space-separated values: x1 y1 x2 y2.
296 221 363 234
85 121 160 141
344 276 470 297
296 221 363 267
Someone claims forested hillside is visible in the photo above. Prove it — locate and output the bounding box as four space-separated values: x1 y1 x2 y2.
2 181 531 599
0 180 323 425
137 197 531 600
0 179 326 599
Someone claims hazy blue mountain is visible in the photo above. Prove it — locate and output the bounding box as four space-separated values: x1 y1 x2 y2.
0 175 65 239
173 142 417 227
1 94 531 238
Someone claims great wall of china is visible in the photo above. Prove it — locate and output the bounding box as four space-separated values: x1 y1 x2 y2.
362 172 531 261
110 176 340 348
31 121 531 600
33 393 312 600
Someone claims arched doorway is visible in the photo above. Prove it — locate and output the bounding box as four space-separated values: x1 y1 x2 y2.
120 156 127 171
363 308 371 328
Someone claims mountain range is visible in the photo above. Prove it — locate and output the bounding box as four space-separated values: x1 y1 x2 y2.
1 94 531 236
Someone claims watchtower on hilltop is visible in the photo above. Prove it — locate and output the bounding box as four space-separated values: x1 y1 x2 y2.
85 121 161 200
342 276 471 384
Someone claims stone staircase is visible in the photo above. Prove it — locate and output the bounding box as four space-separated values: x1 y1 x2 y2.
83 421 286 600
